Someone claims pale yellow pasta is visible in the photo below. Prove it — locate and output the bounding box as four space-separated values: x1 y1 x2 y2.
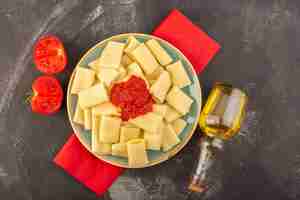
99 116 122 143
148 79 156 85
152 104 168 117
115 75 130 84
129 43 159 75
73 38 198 163
165 105 182 122
88 59 100 71
146 65 164 81
98 41 125 69
78 83 109 109
166 60 191 88
71 67 95 94
150 71 171 103
171 118 187 135
166 86 193 115
144 131 163 150
73 101 84 125
144 122 163 150
91 115 101 136
117 65 127 80
97 68 120 87
127 62 144 78
92 102 120 116
124 36 140 53
162 124 180 152
127 139 149 167
129 112 163 133
92 116 111 155
145 39 173 66
92 133 112 155
121 54 133 67
127 63 149 87
112 143 128 157
83 109 92 130
121 121 137 128
91 125 99 152
120 127 141 143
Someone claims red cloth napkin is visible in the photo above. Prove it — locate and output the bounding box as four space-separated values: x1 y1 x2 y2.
53 8 220 196
153 9 221 74
53 134 124 195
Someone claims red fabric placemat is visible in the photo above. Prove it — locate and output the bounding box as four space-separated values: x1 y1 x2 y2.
153 9 221 74
53 134 124 195
53 8 220 196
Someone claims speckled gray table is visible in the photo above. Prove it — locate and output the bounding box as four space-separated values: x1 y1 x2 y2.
1 0 300 200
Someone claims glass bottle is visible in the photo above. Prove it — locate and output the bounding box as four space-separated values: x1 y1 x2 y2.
188 82 248 193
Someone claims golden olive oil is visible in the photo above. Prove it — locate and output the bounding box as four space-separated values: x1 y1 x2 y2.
199 82 248 140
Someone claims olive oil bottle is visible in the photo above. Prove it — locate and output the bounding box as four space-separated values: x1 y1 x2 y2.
199 82 247 139
189 82 248 193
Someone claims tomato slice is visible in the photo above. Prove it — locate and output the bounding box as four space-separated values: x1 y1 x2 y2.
34 35 67 74
31 76 63 115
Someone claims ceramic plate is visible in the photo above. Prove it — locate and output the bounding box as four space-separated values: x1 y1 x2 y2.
67 33 202 168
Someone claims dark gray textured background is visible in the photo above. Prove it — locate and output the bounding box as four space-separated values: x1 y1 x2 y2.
0 0 300 199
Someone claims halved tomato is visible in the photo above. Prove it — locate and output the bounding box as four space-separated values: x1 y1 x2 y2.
30 76 63 115
33 35 67 74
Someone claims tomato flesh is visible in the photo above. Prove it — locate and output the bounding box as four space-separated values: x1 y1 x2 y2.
31 76 63 115
34 35 67 74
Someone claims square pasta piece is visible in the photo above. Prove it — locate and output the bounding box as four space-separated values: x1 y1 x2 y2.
91 115 101 136
112 143 128 158
150 70 172 103
171 118 187 135
83 109 92 130
117 65 127 80
99 116 122 143
98 41 125 69
163 124 180 152
145 39 173 66
121 54 134 67
144 122 163 150
127 62 145 78
165 105 182 122
166 60 192 88
88 59 100 71
71 67 95 94
92 134 112 155
129 112 163 133
92 117 112 155
127 139 149 167
166 86 194 115
152 104 168 117
120 127 141 143
92 102 120 116
127 62 149 87
124 36 140 53
146 65 164 81
129 43 159 75
144 131 163 150
73 101 84 125
78 83 109 109
97 68 120 87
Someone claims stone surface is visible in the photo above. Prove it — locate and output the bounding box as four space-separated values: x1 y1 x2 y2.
1 0 300 199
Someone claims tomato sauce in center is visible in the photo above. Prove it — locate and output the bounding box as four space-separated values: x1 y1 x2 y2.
110 75 153 121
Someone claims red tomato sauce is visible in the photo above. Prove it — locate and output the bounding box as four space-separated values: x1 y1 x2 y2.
110 75 153 121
